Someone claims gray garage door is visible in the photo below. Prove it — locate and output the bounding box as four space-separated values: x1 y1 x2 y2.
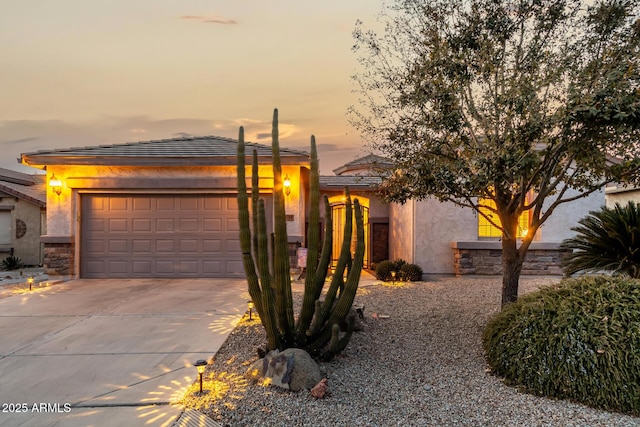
81 194 245 278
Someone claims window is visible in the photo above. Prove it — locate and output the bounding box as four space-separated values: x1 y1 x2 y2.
478 198 529 238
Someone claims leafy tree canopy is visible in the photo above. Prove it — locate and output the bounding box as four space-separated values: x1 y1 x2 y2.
351 0 640 304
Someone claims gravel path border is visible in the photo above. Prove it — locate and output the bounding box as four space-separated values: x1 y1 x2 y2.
184 276 640 427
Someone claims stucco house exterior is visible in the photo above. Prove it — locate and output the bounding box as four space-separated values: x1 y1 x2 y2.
21 137 604 279
0 168 46 266
322 154 604 276
21 137 309 278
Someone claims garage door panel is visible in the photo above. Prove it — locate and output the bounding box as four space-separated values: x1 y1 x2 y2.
109 218 128 232
87 218 105 232
203 218 222 232
133 219 151 232
179 239 198 252
109 198 128 210
156 218 175 232
81 194 261 278
108 260 129 274
132 261 152 274
157 199 175 210
132 240 151 253
179 218 198 231
108 240 128 253
133 197 152 211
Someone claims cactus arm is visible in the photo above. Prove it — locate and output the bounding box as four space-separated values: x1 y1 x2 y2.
321 317 355 361
306 199 365 355
251 150 260 268
316 188 353 329
312 195 333 301
295 136 321 343
236 126 264 320
257 198 281 350
270 108 295 345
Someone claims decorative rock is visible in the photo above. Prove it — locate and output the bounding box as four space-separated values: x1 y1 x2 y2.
311 378 328 399
243 348 321 392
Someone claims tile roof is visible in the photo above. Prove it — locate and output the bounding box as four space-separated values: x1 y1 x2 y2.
21 136 310 167
333 154 393 175
319 175 381 190
0 168 46 206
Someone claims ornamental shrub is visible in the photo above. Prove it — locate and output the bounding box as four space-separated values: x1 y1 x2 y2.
483 275 640 415
400 263 423 281
2 256 24 271
375 260 393 281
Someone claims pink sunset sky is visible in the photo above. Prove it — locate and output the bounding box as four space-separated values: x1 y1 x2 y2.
0 1 383 174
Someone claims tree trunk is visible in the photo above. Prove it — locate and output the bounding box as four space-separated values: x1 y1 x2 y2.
501 236 524 307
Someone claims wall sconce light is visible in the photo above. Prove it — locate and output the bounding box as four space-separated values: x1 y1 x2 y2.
49 174 62 196
248 300 254 320
28 276 34 291
194 359 208 394
283 174 291 196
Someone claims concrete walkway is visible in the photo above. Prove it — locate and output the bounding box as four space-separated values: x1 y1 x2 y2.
0 278 247 427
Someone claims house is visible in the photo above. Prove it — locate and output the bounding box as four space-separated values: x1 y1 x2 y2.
21 137 309 278
320 154 605 276
20 137 604 279
0 167 46 266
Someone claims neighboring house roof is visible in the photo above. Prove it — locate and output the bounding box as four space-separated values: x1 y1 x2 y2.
319 176 382 191
0 167 46 207
21 136 310 167
332 154 393 176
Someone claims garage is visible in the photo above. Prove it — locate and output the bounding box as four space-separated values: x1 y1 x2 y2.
81 194 245 278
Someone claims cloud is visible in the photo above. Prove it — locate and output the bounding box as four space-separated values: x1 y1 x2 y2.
0 136 40 145
180 15 238 25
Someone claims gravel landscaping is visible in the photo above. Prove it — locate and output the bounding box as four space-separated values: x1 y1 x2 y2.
186 276 640 427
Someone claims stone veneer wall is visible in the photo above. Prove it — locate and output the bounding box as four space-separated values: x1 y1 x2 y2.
42 236 75 276
451 241 570 276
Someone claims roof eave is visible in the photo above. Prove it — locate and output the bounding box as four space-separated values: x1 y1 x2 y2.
22 155 310 167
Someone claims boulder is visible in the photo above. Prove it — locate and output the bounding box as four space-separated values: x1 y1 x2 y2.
243 348 322 392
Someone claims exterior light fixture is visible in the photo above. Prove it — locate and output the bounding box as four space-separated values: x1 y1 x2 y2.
194 359 208 394
248 301 254 320
28 276 34 291
283 174 291 196
391 271 396 285
49 174 62 196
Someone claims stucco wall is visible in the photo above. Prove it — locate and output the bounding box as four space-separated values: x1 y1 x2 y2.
0 193 43 266
538 189 604 242
388 201 414 264
396 189 604 275
45 164 306 239
605 187 640 208
413 199 477 274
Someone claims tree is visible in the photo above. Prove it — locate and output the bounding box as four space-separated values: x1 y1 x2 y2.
350 0 640 306
561 201 640 278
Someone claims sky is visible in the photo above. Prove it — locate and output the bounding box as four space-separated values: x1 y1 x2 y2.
0 1 384 175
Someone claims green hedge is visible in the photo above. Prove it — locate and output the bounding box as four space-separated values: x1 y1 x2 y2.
483 275 640 415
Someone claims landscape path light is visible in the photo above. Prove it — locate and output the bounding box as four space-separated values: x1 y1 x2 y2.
391 271 396 286
28 276 34 291
248 300 254 321
194 359 208 394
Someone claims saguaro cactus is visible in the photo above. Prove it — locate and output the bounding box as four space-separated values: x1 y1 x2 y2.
237 109 364 361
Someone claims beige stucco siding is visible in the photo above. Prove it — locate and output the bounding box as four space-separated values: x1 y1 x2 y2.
389 201 414 265
0 194 43 266
605 187 640 208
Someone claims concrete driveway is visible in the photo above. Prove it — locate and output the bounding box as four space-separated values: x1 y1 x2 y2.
0 278 247 427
